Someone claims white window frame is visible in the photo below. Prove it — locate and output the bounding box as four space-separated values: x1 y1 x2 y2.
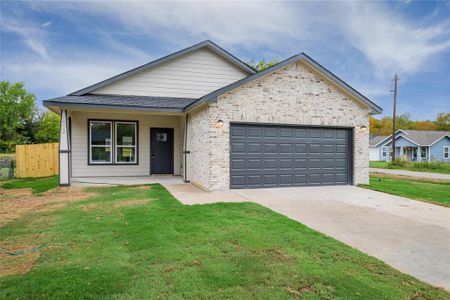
444 146 449 159
420 146 427 159
89 121 113 164
115 121 137 164
382 146 388 157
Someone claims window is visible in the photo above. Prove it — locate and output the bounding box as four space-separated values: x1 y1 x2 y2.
115 122 137 163
89 120 138 165
420 146 427 159
444 146 449 159
89 121 112 163
382 146 388 157
412 148 417 159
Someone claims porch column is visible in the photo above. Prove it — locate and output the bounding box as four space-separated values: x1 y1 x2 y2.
59 110 70 186
399 147 403 160
417 147 422 162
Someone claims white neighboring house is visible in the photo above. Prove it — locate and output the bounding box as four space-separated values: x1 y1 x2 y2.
43 40 383 190
369 130 450 162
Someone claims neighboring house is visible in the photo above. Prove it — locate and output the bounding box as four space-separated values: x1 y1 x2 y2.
369 130 450 162
44 40 382 190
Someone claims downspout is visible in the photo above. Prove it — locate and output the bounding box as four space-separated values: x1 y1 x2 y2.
183 114 190 183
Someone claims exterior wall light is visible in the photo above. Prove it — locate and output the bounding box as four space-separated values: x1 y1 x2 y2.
214 119 224 128
359 125 367 133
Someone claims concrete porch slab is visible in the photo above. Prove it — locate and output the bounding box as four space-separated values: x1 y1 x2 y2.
71 175 184 187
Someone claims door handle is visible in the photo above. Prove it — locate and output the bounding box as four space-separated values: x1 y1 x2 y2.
151 151 155 159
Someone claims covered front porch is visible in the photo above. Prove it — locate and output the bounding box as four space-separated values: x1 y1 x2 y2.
50 105 191 187
383 137 429 162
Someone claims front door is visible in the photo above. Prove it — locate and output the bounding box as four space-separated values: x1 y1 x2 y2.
150 128 174 174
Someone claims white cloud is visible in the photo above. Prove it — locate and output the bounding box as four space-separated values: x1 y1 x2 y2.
340 2 450 78
2 17 50 60
42 20 52 27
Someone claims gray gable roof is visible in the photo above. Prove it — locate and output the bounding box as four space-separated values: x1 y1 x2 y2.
370 136 388 147
70 40 256 96
374 130 450 147
400 130 450 146
43 94 197 112
185 52 383 114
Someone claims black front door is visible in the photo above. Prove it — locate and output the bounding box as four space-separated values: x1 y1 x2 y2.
150 128 174 174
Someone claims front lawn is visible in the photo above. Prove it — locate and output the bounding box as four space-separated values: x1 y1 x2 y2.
370 160 450 174
1 176 58 193
1 184 448 299
360 174 450 207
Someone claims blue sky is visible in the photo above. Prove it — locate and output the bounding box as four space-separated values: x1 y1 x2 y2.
1 1 449 120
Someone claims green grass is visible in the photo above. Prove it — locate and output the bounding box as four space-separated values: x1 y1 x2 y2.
369 160 450 174
1 176 58 193
0 153 15 158
360 175 450 207
1 184 448 299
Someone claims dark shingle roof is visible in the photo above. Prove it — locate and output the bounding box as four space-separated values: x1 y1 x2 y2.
43 94 197 112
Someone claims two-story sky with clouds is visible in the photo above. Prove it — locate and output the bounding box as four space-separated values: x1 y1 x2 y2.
1 1 449 119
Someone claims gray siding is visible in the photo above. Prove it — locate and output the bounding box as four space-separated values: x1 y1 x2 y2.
92 48 248 98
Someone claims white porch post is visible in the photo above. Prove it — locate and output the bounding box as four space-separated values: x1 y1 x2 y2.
399 147 403 160
59 110 70 186
417 147 422 162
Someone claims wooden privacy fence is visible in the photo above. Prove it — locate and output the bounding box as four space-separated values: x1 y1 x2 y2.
15 143 59 178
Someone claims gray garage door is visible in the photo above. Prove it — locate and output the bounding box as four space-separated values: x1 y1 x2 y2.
230 124 352 188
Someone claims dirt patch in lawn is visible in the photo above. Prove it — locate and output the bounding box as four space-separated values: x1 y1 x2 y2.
113 199 151 208
0 187 96 226
370 172 450 184
0 234 44 277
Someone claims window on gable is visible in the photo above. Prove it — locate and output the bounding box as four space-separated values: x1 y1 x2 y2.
382 146 388 157
444 146 449 159
89 120 138 165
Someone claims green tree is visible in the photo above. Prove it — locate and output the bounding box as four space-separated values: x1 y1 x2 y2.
35 111 60 143
436 113 450 131
248 58 280 71
0 81 37 152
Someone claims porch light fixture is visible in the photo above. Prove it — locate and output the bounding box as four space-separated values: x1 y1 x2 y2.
214 119 224 128
359 125 367 133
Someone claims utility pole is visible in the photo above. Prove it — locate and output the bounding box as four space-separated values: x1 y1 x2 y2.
391 74 398 162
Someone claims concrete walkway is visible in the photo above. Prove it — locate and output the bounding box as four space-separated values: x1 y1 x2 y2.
165 184 450 290
370 168 450 181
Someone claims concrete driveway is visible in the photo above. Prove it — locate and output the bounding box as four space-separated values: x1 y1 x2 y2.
165 184 450 290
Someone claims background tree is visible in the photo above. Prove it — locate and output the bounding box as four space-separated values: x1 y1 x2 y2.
34 111 60 143
0 81 36 152
436 113 450 131
370 113 448 136
248 58 280 71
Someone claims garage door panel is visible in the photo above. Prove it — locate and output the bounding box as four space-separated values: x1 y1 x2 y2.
230 124 352 188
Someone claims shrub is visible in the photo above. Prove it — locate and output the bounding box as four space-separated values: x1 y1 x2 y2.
388 158 407 168
412 161 450 172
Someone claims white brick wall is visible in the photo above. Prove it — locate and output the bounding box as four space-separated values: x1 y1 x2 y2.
188 61 371 190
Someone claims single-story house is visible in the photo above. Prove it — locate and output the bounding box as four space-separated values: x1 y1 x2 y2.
369 130 450 162
44 40 382 190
